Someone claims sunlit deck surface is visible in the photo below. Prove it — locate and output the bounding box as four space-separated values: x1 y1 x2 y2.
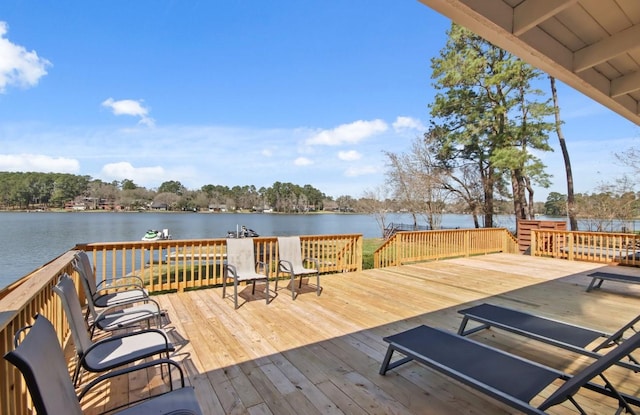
78 254 640 415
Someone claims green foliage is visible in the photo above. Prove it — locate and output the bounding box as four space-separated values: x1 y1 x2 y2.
544 192 567 216
428 23 555 225
0 171 328 212
158 180 185 195
0 172 89 208
121 179 137 190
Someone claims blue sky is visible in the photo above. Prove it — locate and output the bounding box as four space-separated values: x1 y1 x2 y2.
0 1 638 201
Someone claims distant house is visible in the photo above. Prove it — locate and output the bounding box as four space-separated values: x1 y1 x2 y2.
97 198 115 210
323 200 338 212
208 204 227 212
150 202 169 211
64 200 87 211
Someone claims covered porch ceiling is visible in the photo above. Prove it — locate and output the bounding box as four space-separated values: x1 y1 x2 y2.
418 0 640 127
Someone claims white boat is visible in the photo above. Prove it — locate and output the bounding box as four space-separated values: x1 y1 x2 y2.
141 229 171 241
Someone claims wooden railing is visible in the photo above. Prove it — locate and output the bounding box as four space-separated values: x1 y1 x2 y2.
75 234 363 293
531 229 640 266
373 228 519 268
0 233 361 414
0 251 78 415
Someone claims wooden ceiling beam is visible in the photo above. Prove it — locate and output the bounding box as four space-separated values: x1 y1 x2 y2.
513 0 577 36
611 71 640 98
574 24 640 72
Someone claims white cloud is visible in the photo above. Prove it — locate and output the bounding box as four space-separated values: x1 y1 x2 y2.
392 116 425 133
0 153 78 172
101 162 165 183
305 119 388 146
344 165 378 177
338 150 362 161
101 98 155 127
294 157 313 166
0 22 51 93
261 148 273 157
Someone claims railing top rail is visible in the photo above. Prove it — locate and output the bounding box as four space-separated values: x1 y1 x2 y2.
0 251 76 332
75 233 363 249
532 229 638 236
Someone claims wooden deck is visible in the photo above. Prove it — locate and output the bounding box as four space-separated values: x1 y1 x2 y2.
78 253 640 415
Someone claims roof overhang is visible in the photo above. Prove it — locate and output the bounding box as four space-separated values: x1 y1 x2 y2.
418 0 640 126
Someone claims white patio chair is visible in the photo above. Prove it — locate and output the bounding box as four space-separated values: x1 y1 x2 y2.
276 236 321 299
223 238 270 309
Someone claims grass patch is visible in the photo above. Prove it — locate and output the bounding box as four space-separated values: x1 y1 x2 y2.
363 238 384 269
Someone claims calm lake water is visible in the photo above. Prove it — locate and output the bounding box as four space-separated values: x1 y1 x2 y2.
1 210 511 289
4 210 635 290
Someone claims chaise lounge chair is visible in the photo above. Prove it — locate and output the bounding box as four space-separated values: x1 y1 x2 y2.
4 314 203 415
223 238 270 309
380 324 640 414
276 236 321 299
458 303 640 371
586 271 640 292
53 273 174 386
73 251 150 315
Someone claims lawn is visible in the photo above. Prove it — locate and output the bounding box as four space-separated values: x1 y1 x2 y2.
362 237 384 269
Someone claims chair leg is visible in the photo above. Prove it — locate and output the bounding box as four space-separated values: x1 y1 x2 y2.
291 274 296 300
73 361 82 387
234 278 239 309
251 280 256 295
222 278 227 299
316 272 321 296
265 278 269 305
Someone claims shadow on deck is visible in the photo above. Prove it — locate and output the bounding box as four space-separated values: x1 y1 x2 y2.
79 253 640 415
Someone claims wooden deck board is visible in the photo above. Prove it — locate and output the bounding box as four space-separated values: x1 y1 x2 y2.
79 253 640 414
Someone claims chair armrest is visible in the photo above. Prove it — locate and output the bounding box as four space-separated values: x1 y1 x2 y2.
96 274 145 290
303 257 320 271
225 263 238 279
77 358 186 408
256 261 269 275
12 324 34 348
278 259 294 274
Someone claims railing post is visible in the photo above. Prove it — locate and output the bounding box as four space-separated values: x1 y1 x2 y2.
530 230 537 256
567 231 574 261
464 230 470 257
502 230 507 253
356 235 363 271
395 234 401 266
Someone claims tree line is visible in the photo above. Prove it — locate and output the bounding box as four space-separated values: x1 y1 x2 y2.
0 172 332 213
544 186 640 232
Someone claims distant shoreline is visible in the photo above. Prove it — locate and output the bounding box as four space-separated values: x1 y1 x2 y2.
0 208 359 215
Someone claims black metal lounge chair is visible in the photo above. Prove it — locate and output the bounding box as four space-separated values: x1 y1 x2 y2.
458 303 640 371
53 272 174 386
379 324 640 414
59 273 165 338
4 314 203 415
276 236 321 299
73 251 150 314
586 271 640 292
